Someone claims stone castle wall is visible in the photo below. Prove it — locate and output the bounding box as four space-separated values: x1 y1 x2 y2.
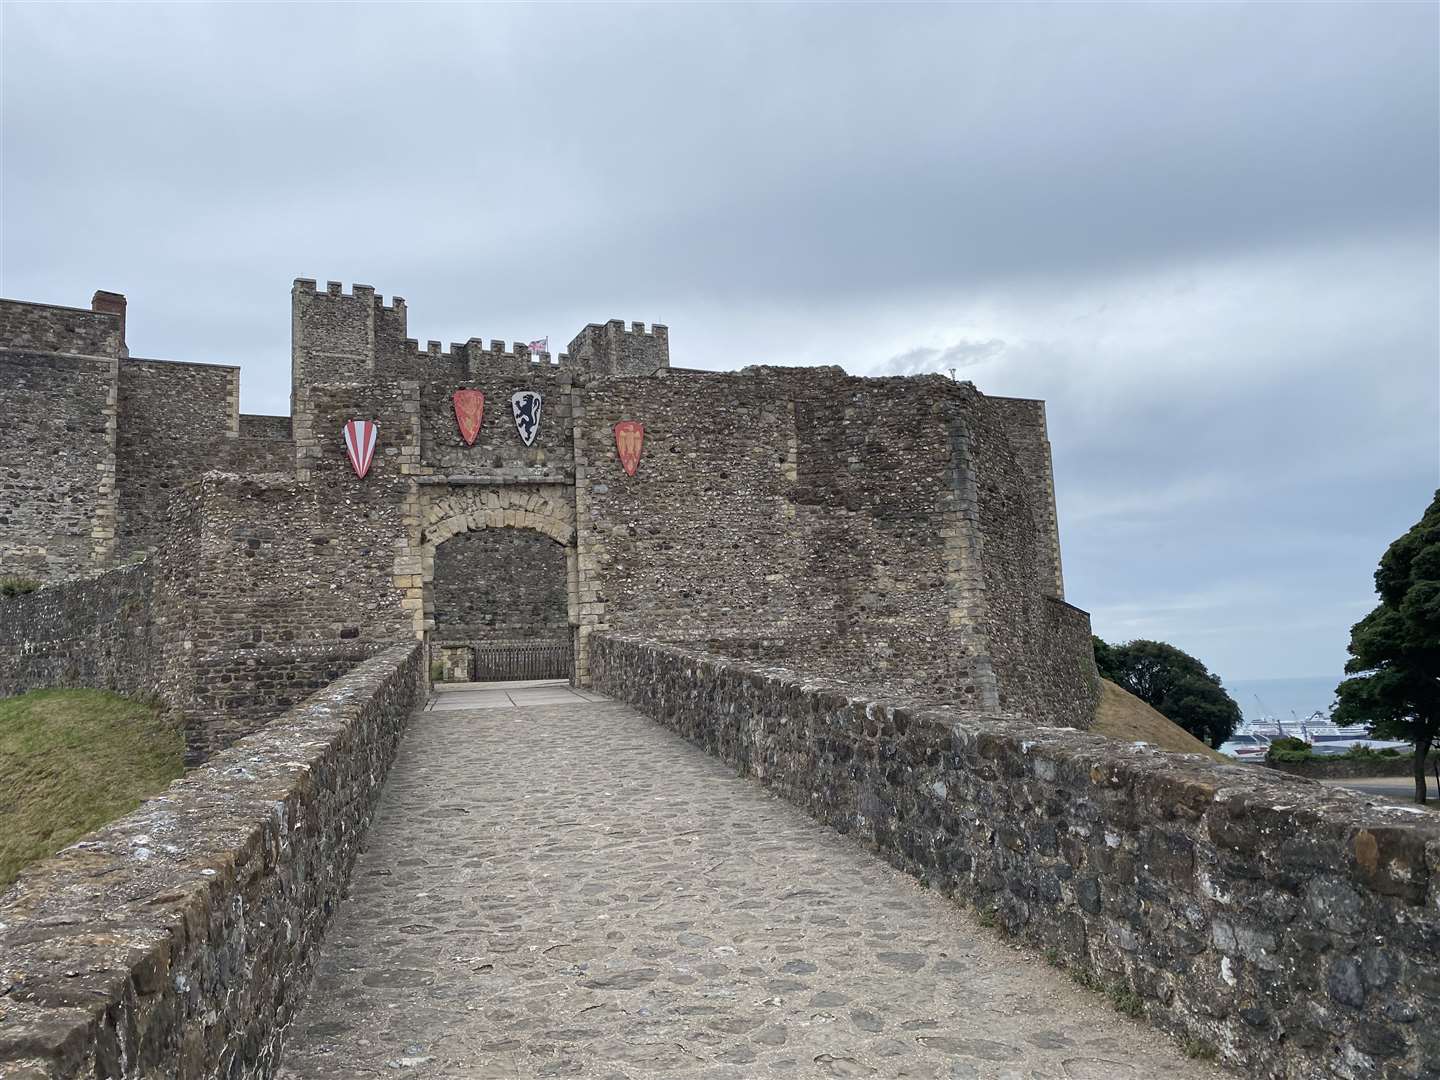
591 634 1440 1080
572 366 1096 726
0 643 425 1080
0 562 157 700
1 278 1098 753
0 297 123 358
115 358 240 559
432 527 570 643
0 349 118 581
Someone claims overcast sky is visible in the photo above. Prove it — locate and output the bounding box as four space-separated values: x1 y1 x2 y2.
3 3 1436 689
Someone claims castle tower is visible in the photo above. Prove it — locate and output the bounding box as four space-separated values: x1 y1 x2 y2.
290 280 409 398
567 320 669 377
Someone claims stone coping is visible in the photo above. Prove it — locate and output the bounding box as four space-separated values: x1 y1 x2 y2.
590 633 1440 1080
0 641 424 1079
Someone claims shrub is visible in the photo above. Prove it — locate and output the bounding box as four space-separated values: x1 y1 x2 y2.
0 576 41 598
429 661 445 683
1266 736 1313 763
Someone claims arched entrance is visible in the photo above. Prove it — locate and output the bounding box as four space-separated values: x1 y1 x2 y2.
431 527 572 680
406 485 580 683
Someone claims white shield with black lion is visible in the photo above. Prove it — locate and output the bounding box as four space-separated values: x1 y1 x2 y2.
511 390 543 446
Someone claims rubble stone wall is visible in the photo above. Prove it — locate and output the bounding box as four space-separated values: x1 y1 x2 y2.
115 359 239 560
590 634 1440 1080
0 562 157 700
0 298 123 359
431 527 570 644
0 642 425 1080
0 349 118 582
573 367 1097 727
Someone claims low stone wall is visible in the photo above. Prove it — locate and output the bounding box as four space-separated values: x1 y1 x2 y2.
0 562 158 701
1263 754 1436 780
0 642 425 1080
187 642 388 761
590 634 1440 1080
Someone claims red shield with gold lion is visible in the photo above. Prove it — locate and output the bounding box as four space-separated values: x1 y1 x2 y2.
614 421 644 476
452 390 485 446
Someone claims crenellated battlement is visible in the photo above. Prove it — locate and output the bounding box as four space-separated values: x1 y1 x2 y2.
567 319 669 377
397 337 565 368
293 279 667 385
292 278 406 312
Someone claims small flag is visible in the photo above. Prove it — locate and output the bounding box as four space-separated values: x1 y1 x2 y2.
527 337 548 355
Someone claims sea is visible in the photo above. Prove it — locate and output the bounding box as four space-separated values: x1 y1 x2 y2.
1226 676 1347 724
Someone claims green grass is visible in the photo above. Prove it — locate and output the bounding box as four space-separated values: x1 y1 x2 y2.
0 689 184 890
0 576 41 598
1181 1037 1218 1060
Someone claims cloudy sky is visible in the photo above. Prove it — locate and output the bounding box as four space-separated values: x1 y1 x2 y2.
3 4 1436 694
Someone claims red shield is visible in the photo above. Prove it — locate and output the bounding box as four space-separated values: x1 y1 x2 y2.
342 420 378 479
614 421 644 476
453 390 485 446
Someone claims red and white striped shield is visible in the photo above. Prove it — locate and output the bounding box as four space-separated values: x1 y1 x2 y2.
342 420 379 479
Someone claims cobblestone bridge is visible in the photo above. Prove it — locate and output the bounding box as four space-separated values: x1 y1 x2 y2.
279 686 1222 1080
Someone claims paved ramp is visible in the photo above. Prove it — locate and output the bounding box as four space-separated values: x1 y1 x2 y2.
280 695 1220 1079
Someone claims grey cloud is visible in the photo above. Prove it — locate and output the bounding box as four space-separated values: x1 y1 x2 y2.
879 339 1007 377
2 4 1435 686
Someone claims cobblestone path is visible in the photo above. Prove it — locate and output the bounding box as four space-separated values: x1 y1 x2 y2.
279 700 1222 1080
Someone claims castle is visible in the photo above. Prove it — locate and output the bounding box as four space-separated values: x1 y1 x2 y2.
0 281 1097 759
5 285 1435 1080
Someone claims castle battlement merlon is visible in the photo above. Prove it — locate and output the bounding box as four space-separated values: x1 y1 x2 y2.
293 278 406 312
567 319 670 377
394 337 565 369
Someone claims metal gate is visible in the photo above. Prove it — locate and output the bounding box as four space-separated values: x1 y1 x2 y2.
471 641 573 681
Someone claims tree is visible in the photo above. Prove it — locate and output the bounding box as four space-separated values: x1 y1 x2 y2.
1093 636 1121 682
1333 490 1440 804
1093 637 1242 748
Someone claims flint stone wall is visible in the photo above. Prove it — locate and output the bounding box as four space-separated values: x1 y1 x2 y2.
0 299 122 359
0 642 425 1080
590 634 1440 1080
0 563 156 700
0 349 118 583
431 527 570 644
574 366 1097 727
114 359 239 561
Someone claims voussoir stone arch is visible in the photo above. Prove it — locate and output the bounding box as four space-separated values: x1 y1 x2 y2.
398 484 579 646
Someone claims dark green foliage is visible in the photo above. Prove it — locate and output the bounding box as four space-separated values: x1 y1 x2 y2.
0 576 41 598
1092 635 1121 681
1092 637 1242 748
1266 736 1314 763
1334 490 1440 803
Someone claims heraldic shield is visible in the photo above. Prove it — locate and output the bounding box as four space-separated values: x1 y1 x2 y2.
453 390 485 446
614 420 644 476
342 420 378 479
511 390 542 447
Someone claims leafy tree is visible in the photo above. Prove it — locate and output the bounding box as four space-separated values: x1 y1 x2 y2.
1092 636 1121 682
1093 637 1242 748
1333 490 1440 804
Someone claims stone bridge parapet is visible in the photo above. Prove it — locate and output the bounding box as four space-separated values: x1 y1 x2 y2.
0 642 424 1079
589 633 1440 1080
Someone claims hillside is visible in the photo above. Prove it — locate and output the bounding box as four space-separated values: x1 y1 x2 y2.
0 689 185 890
1092 679 1228 762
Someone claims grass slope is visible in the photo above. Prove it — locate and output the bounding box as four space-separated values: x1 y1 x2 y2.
1092 679 1228 763
0 689 184 890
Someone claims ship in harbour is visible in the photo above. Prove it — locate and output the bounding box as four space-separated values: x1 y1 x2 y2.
1219 711 1410 760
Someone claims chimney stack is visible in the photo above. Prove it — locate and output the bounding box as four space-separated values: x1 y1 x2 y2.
91 290 127 357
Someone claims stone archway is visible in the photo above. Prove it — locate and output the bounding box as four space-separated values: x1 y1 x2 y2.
395 484 581 681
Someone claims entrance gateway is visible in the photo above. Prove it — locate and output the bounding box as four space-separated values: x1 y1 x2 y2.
429 525 572 682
